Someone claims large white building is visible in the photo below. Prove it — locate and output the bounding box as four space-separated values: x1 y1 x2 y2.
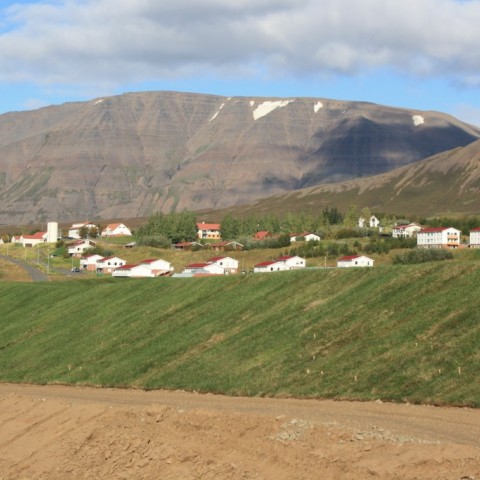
416 227 461 249
392 223 422 238
469 227 480 247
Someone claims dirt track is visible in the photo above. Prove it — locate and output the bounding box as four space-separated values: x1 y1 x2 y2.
1 384 479 479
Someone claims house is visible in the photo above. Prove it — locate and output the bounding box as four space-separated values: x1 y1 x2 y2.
139 258 174 275
112 264 155 278
210 240 244 251
96 256 127 274
68 221 98 239
337 255 374 268
276 255 306 269
253 231 272 241
358 215 380 228
80 254 103 271
67 239 97 257
290 232 320 242
19 232 47 247
197 222 221 240
253 260 290 273
182 262 225 275
207 256 239 274
101 223 132 237
469 227 480 248
417 227 461 249
172 241 204 250
392 223 422 238
10 235 21 244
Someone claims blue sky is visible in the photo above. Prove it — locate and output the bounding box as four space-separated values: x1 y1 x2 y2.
1 0 480 125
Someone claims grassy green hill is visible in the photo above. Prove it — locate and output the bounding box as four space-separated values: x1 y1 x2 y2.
1 261 479 406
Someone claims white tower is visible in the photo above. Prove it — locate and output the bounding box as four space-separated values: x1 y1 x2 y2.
47 222 59 243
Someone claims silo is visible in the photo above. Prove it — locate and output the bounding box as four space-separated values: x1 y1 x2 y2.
47 222 59 243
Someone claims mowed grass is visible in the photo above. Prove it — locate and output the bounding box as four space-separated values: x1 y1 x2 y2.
0 262 479 406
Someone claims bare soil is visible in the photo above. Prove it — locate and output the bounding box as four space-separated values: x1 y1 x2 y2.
1 384 479 479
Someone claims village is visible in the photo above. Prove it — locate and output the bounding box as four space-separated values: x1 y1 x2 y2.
1 214 479 279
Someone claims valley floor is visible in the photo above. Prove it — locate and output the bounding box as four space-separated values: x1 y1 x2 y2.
1 384 479 479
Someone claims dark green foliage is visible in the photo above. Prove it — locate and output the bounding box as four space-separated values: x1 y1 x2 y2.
137 211 197 243
393 249 454 264
422 215 480 235
83 246 114 257
290 241 354 258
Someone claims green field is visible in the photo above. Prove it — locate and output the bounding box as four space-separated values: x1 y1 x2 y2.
0 262 479 406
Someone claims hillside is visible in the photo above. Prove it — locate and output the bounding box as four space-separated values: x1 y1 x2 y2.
205 139 480 219
1 261 479 406
0 91 479 224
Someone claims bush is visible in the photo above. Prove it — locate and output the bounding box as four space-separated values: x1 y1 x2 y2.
393 249 454 265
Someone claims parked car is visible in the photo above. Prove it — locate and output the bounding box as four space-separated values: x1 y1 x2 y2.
71 267 82 273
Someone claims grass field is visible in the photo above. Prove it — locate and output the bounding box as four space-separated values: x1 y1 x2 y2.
0 261 479 406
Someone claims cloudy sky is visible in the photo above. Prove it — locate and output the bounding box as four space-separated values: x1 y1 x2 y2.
1 0 480 124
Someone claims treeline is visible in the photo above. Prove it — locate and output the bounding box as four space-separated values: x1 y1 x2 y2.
136 211 198 246
421 216 480 235
393 249 453 264
220 208 344 239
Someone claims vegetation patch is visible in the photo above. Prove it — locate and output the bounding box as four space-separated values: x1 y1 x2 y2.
0 263 479 406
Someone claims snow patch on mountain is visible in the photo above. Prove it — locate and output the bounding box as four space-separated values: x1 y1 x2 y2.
314 101 323 112
412 115 425 126
253 100 294 120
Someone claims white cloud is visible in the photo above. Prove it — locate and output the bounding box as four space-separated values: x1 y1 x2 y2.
0 0 480 87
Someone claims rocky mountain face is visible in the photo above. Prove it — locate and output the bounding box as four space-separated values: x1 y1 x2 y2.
0 91 479 224
218 139 480 218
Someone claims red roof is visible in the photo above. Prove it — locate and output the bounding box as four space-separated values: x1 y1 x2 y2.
276 255 294 261
254 261 276 267
197 223 221 230
22 231 46 240
254 231 271 240
471 227 480 232
139 258 159 264
116 264 138 270
338 255 361 261
207 256 226 262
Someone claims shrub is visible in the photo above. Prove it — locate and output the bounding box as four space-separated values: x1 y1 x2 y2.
393 249 454 265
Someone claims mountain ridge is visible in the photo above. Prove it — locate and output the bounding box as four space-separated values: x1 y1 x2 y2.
0 90 478 224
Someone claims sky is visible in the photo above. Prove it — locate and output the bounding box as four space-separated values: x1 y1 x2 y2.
1 0 480 125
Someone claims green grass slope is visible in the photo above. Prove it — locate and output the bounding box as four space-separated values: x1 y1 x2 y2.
1 262 479 406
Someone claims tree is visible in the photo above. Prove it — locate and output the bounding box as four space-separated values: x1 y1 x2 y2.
343 205 358 228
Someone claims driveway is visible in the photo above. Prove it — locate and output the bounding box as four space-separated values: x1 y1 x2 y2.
0 254 49 282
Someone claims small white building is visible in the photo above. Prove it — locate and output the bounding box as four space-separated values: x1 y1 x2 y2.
96 256 127 274
80 254 104 271
112 264 155 278
19 232 47 247
101 223 132 237
469 227 480 248
182 262 225 275
276 255 306 269
392 223 422 238
139 258 174 275
417 227 461 249
337 255 374 268
197 222 221 240
68 221 98 239
253 260 290 273
206 256 239 274
290 232 321 242
358 215 380 228
68 239 97 257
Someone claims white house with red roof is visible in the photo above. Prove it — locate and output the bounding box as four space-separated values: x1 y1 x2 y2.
183 262 225 275
276 255 306 269
96 256 127 274
68 239 97 257
101 223 132 237
337 255 374 268
417 227 461 249
197 222 221 240
80 254 103 271
469 227 480 247
139 258 174 275
392 223 422 238
253 260 290 273
19 232 47 247
207 256 239 274
68 221 98 239
290 232 320 242
112 264 155 278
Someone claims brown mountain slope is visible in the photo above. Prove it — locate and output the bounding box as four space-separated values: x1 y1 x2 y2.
207 140 480 218
0 91 478 224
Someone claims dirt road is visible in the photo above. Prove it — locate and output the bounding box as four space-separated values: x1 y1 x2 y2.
0 384 479 479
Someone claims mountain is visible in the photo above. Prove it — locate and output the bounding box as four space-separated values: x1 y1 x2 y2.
0 91 479 224
206 139 480 219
